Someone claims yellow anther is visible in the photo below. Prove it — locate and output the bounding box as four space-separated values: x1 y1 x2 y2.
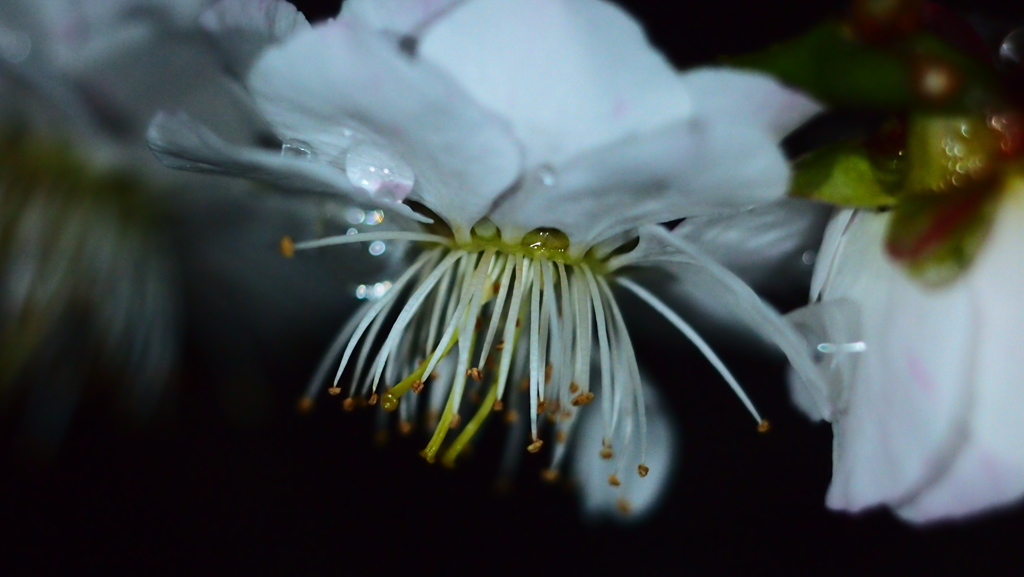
600 448 614 460
280 236 295 258
411 380 425 393
398 421 413 435
504 409 519 424
536 400 547 414
328 387 342 396
569 382 579 394
342 398 356 411
449 413 462 430
571 392 595 406
495 340 505 351
527 439 544 453
637 464 650 478
758 419 771 434
296 397 314 414
608 474 621 487
368 393 379 406
467 367 483 382
540 469 560 483
616 498 632 514
493 400 504 411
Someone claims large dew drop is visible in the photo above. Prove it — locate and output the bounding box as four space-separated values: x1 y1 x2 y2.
345 143 415 203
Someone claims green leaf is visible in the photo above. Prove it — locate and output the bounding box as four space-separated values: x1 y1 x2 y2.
790 141 897 208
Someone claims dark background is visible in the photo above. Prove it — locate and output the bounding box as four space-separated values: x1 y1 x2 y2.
3 0 1024 574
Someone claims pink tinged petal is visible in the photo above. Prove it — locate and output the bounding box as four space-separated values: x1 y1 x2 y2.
897 187 1024 523
340 0 465 35
573 382 676 522
419 0 691 169
199 0 310 77
489 120 790 255
247 19 521 238
816 211 977 513
679 68 824 141
146 111 430 223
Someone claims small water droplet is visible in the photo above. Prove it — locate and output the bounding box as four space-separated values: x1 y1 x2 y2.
801 250 816 265
368 241 386 256
1000 28 1024 65
346 227 358 235
537 165 557 187
0 28 31 63
345 143 414 202
355 284 368 299
281 139 314 160
365 210 384 226
345 208 366 224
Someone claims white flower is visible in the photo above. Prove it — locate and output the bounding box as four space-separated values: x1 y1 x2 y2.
787 180 1024 523
148 0 826 517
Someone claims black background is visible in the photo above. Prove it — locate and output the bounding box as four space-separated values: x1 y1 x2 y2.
3 0 1024 574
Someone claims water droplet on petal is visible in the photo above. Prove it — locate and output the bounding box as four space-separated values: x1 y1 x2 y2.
0 28 31 63
345 143 414 203
345 207 366 224
368 241 386 256
537 165 557 187
281 139 314 160
1000 28 1024 66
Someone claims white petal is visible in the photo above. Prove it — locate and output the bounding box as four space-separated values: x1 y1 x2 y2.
895 187 1024 523
809 208 856 302
679 68 823 141
808 211 977 513
199 0 309 77
672 198 831 290
340 0 463 35
489 121 790 254
610 224 832 419
247 19 521 237
574 381 676 522
420 0 691 169
146 111 430 223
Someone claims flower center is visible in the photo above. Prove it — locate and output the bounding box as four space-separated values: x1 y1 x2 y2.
286 224 653 479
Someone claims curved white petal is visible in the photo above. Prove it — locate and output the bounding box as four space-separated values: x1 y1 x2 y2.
574 381 676 522
247 18 521 238
489 121 789 254
420 0 691 170
341 0 464 35
146 111 430 223
799 211 978 513
610 224 832 419
895 187 1024 523
672 198 831 289
680 68 823 142
199 0 309 78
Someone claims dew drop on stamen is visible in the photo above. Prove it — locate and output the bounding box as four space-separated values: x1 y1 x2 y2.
345 143 415 202
281 139 314 160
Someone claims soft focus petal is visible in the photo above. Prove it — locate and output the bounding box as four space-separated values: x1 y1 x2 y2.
146 111 430 223
199 0 310 78
894 187 1024 522
574 382 676 521
247 18 521 237
680 68 822 142
489 119 790 253
672 198 831 289
341 0 463 35
420 0 690 169
797 211 978 513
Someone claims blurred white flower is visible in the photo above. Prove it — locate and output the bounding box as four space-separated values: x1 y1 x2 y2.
149 0 825 518
788 179 1024 523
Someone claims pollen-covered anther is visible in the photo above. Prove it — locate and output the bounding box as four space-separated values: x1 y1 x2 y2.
467 367 483 382
504 409 518 423
616 499 632 514
279 236 295 258
368 393 379 406
608 474 621 487
342 398 356 411
411 380 425 393
398 420 413 435
758 419 771 433
540 469 560 483
536 400 547 414
296 397 314 413
495 340 505 351
637 464 650 478
449 413 462 429
571 392 595 406
328 387 342 396
429 370 439 380
527 439 544 453
600 448 614 460
569 382 579 394
493 400 504 411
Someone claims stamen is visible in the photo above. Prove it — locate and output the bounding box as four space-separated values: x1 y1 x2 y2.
290 230 451 251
